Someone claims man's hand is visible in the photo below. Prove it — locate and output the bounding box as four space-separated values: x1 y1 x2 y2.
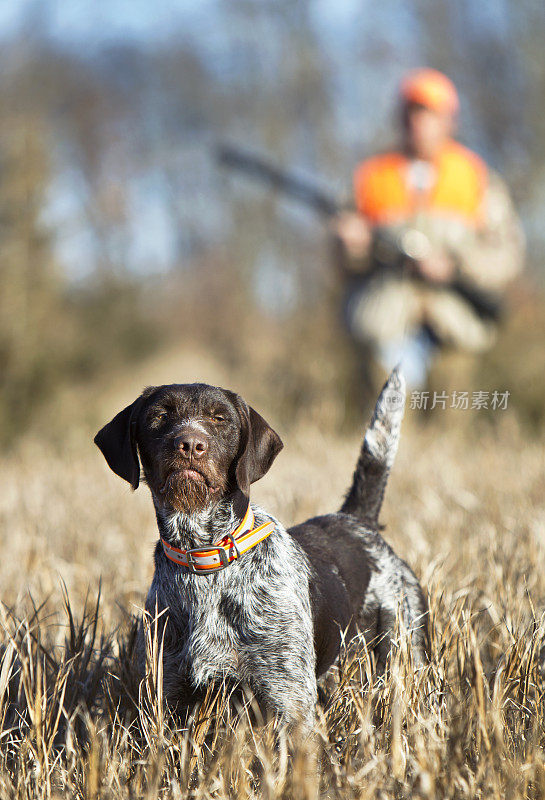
333 212 372 261
414 252 456 283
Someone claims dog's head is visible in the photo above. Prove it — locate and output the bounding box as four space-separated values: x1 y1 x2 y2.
94 383 283 514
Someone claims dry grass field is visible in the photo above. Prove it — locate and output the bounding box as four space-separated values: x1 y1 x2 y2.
1 339 545 799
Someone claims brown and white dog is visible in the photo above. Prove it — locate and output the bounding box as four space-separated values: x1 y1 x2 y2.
95 369 427 727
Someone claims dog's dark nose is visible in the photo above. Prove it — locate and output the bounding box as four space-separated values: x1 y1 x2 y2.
176 434 208 459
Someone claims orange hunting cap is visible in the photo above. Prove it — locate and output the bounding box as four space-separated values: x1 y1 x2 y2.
400 68 459 115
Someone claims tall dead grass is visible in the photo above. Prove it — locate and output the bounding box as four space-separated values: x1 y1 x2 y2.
1 344 545 797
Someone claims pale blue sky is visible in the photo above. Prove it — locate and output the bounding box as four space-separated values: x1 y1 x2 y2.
0 0 417 54
0 0 208 45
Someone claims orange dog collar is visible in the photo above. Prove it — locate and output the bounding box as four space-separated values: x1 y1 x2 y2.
161 503 274 575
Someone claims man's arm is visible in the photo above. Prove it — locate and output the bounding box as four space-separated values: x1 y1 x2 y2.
454 171 525 293
330 167 374 274
332 211 372 263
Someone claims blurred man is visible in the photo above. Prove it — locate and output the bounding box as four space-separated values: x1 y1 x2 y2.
335 68 524 387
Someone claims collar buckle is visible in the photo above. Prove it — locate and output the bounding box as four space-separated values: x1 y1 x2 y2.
185 544 230 575
224 532 241 559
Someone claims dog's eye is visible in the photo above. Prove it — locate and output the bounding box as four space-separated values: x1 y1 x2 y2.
149 410 168 427
210 413 226 423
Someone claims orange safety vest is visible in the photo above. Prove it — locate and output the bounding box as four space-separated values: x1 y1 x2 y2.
354 141 488 228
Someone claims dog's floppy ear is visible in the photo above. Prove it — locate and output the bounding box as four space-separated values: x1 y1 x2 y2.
227 392 283 498
94 397 143 490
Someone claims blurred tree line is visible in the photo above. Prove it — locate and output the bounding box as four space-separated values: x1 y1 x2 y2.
1 0 544 443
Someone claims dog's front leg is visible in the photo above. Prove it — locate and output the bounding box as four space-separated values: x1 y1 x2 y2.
249 665 318 731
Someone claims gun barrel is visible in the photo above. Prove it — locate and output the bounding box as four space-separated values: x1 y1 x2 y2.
217 144 340 218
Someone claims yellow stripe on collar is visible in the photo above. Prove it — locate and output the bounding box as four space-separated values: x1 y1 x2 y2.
161 504 274 575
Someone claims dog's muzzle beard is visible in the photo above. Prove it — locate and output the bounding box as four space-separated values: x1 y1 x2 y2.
158 457 226 514
159 470 212 513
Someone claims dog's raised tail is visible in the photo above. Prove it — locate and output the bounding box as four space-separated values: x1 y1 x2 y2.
340 367 405 526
